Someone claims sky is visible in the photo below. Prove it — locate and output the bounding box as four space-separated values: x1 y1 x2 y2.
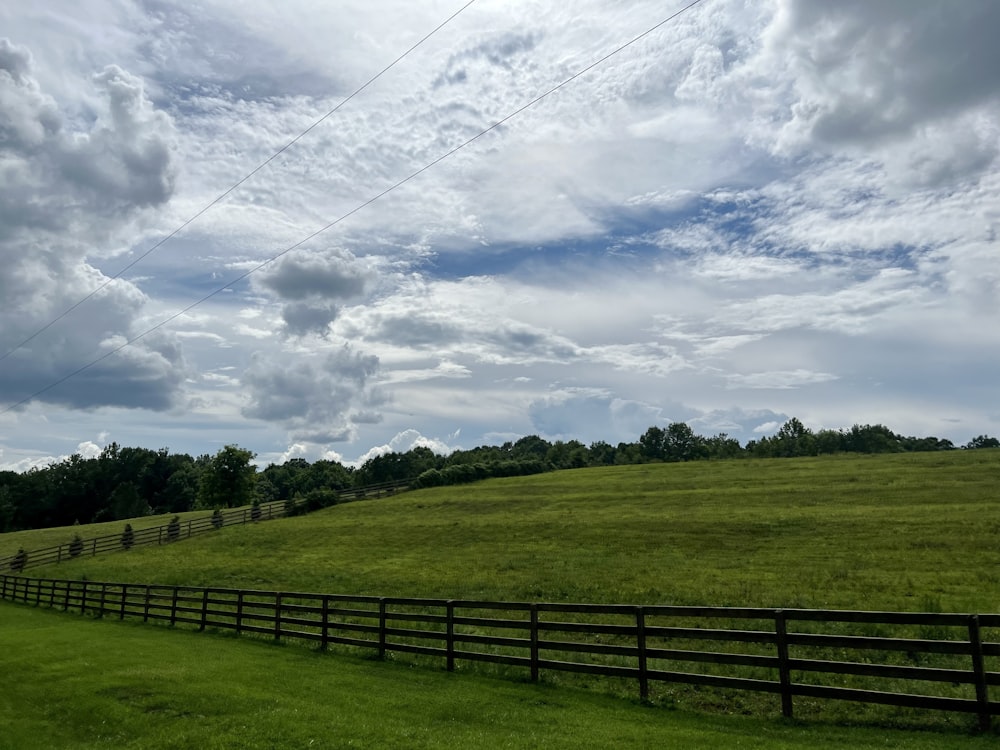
1 0 998 471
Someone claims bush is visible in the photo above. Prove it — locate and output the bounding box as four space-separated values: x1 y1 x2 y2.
68 534 84 558
11 548 27 572
211 508 224 530
121 523 135 550
251 499 262 522
413 468 443 489
167 515 181 542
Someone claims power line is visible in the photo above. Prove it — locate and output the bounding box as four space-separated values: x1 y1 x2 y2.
1 0 707 416
0 0 479 364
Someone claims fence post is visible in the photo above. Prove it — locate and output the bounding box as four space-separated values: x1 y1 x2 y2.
91 539 97 556
81 581 89 614
57 545 63 564
236 591 244 635
170 586 179 626
143 585 151 622
187 520 192 538
98 583 107 618
274 593 283 642
321 595 330 651
158 527 163 545
120 584 128 620
775 609 793 718
968 614 991 732
200 589 209 631
1 575 7 600
636 606 649 701
63 580 71 611
530 604 540 682
379 598 387 659
446 601 455 672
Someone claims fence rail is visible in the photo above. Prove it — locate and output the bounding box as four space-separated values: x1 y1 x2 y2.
0 479 411 572
2 573 997 729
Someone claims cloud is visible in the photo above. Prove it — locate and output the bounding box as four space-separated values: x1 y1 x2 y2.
241 346 381 439
725 369 839 390
350 428 457 467
767 0 1000 148
0 39 186 412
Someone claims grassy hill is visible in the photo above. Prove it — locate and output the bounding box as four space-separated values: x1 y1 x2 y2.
17 449 1000 613
5 450 1000 741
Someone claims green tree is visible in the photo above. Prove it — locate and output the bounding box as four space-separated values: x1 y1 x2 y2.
965 435 1000 449
198 445 257 508
110 482 147 521
664 422 702 462
638 426 666 461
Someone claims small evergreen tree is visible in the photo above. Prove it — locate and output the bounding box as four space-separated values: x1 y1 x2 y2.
121 523 135 550
167 515 181 541
250 498 262 522
69 534 84 558
11 548 27 572
211 508 223 530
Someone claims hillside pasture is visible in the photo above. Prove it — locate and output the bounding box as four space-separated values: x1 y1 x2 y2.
23 450 1000 614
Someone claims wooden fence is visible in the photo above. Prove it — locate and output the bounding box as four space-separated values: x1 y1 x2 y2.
0 479 411 573
2 573 998 729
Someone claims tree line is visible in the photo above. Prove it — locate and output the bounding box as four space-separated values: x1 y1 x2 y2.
1 422 997 533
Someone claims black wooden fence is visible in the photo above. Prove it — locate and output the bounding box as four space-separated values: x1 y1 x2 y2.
2 573 998 729
0 479 410 573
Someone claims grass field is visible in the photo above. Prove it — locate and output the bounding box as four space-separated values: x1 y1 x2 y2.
0 506 241 560
0 604 992 750
21 450 1000 613
4 450 1000 740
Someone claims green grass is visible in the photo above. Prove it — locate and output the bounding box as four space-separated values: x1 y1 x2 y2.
6 450 1000 737
0 506 245 560
23 450 1000 613
0 603 991 749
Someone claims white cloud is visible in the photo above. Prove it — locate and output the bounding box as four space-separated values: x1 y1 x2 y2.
1 0 998 467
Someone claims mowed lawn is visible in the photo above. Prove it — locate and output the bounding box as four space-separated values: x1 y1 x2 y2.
21 450 1000 614
0 604 991 750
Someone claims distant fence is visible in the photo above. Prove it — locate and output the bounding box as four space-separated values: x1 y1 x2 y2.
0 479 411 573
2 574 998 729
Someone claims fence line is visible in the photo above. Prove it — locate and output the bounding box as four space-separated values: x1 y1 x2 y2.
0 479 411 573
1 574 997 729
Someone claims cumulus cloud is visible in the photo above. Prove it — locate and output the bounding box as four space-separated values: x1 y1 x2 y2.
241 346 381 440
253 247 374 337
0 40 184 411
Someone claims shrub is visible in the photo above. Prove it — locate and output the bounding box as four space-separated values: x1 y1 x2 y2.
211 508 224 530
121 523 135 550
167 515 181 542
251 499 262 522
68 534 84 558
11 548 27 572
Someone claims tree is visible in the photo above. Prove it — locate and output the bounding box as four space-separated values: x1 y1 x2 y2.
664 422 702 462
965 435 1000 449
110 482 148 521
167 515 181 541
121 523 135 550
639 426 666 461
773 418 816 458
198 445 257 508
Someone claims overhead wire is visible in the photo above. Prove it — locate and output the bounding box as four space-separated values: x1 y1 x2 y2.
0 0 479 364
1 0 707 416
